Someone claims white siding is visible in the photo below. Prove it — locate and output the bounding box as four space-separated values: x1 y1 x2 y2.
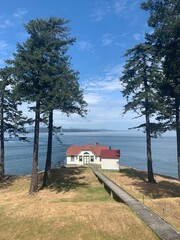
66 156 82 165
67 150 101 165
101 158 119 170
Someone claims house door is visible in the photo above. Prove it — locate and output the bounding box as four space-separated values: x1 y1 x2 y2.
83 155 90 164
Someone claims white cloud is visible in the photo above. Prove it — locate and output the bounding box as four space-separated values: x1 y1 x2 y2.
17 68 128 130
113 0 141 17
13 8 28 19
91 2 111 22
17 62 138 130
102 33 127 48
104 63 123 76
113 0 127 16
82 64 123 110
133 33 141 41
0 8 28 29
115 42 127 48
80 63 124 127
0 59 4 65
0 40 11 65
77 41 95 53
0 19 15 28
0 40 10 50
91 8 109 22
84 77 121 93
91 0 141 21
84 92 102 104
102 33 114 46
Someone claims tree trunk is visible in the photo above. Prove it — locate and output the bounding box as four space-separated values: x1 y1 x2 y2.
42 111 53 188
0 89 4 180
175 96 180 180
143 59 156 184
29 101 40 194
146 111 156 183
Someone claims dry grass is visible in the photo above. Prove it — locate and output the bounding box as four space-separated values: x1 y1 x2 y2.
103 166 180 231
0 166 159 240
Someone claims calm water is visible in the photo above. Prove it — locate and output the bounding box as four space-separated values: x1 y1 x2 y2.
4 131 178 178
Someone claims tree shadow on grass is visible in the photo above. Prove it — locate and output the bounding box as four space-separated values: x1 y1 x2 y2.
133 180 180 198
120 167 180 198
120 167 148 181
40 166 89 193
0 175 19 189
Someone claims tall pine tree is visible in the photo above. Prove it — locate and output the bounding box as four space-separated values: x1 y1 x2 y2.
120 43 163 183
42 62 87 188
0 67 28 180
141 0 180 179
8 17 86 193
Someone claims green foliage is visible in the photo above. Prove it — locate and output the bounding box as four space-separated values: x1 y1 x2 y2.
141 0 180 129
120 42 163 136
141 0 180 179
7 17 87 192
120 42 162 182
0 67 28 178
0 67 28 138
8 17 87 118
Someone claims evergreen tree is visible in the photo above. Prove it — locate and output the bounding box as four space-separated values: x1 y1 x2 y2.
120 43 163 183
8 17 84 193
0 67 28 180
42 66 87 188
141 0 180 179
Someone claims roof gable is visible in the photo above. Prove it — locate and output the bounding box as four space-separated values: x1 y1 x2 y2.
66 144 120 159
66 144 108 156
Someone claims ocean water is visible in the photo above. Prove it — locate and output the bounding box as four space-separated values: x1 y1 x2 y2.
4 131 178 178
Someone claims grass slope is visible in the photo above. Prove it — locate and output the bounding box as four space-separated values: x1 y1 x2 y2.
103 166 180 231
0 166 159 240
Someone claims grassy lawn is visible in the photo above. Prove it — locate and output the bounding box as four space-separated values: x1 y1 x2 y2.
103 166 180 231
0 166 159 240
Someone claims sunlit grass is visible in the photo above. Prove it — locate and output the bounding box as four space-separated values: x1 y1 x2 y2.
0 166 159 240
103 166 180 231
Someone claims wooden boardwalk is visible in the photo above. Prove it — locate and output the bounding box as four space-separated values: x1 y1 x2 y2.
89 164 180 240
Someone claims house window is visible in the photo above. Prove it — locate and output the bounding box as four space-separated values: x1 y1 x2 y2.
71 156 75 161
91 156 94 162
79 156 82 162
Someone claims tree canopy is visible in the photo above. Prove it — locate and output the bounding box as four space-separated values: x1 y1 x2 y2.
0 67 28 179
120 42 162 182
141 0 180 179
8 17 87 193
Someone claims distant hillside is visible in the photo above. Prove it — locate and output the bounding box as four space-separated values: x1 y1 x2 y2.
27 127 113 133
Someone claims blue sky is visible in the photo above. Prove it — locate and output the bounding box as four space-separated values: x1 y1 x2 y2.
0 0 151 130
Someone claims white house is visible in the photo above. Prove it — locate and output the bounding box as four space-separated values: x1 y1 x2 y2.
66 143 120 170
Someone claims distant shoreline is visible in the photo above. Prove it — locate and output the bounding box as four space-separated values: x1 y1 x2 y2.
24 127 176 136
26 127 116 133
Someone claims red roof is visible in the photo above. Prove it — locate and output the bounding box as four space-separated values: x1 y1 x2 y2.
66 146 82 156
66 144 120 159
100 149 120 159
90 145 109 156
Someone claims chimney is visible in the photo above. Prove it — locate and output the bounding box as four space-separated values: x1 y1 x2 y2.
109 146 111 150
96 142 99 146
